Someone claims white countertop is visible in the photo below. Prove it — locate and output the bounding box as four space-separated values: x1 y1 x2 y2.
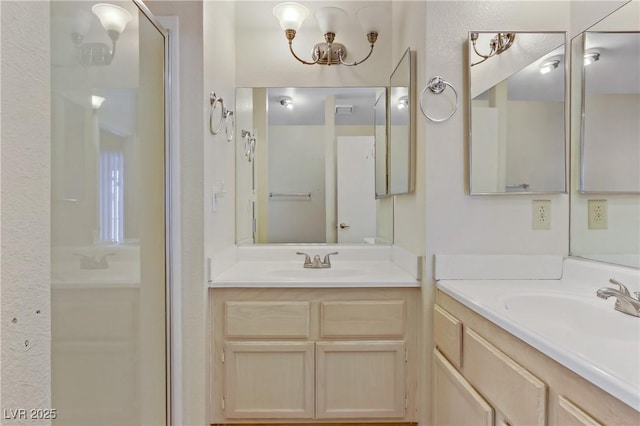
437 258 640 412
210 260 419 288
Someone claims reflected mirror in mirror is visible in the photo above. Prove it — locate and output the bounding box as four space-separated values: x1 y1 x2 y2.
374 89 388 198
580 32 640 193
570 0 640 269
469 32 567 194
389 48 415 195
235 87 393 245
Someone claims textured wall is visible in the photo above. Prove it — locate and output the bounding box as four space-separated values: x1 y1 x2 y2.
1 1 52 424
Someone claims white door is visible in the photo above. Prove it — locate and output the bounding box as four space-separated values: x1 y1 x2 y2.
337 136 376 243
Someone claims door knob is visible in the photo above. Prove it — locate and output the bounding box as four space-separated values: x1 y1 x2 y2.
339 223 350 229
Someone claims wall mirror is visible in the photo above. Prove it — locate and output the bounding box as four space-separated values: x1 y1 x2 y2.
235 87 393 245
580 31 640 193
388 48 416 195
570 0 640 269
469 32 567 194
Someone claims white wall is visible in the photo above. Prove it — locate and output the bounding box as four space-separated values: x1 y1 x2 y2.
1 1 52 423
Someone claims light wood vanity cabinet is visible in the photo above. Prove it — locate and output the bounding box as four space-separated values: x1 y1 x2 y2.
434 290 640 426
210 288 419 423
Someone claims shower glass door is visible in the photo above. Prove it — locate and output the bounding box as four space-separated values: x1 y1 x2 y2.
50 1 167 424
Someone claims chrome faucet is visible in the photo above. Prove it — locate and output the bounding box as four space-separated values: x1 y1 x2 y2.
296 251 339 269
596 278 640 317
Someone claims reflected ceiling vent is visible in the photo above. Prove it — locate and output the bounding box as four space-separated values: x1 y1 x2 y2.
335 105 353 115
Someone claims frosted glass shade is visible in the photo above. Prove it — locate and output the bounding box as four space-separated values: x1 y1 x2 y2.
92 3 132 35
92 95 106 110
356 6 383 33
313 7 347 34
273 2 310 31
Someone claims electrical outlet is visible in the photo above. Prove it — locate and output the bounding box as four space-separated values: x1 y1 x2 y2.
588 199 608 230
532 200 551 230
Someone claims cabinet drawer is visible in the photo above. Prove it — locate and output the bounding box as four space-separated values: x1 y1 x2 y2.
464 328 546 425
557 396 602 426
225 301 310 338
320 300 405 338
434 305 463 368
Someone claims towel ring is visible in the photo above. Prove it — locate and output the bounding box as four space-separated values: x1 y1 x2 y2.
241 130 256 162
224 109 235 142
419 76 458 123
209 92 225 134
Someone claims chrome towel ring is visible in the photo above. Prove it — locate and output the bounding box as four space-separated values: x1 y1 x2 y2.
209 92 234 141
419 76 458 123
241 129 256 162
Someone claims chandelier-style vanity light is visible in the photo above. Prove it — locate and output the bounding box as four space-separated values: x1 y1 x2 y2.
71 3 132 66
470 32 516 66
272 2 381 66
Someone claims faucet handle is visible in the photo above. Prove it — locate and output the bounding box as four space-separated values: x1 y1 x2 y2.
296 252 311 266
322 251 339 266
609 278 631 296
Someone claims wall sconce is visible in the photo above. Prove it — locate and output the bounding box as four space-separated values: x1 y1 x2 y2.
584 51 600 66
279 96 294 109
539 57 561 74
71 3 132 66
92 95 106 110
272 2 381 66
397 95 409 110
470 32 516 66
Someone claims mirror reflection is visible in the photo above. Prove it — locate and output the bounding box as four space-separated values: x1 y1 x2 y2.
388 48 415 195
570 0 640 269
580 32 640 193
469 32 566 194
235 87 393 245
374 89 388 198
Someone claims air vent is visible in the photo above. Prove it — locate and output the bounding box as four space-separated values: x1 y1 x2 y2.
335 105 353 115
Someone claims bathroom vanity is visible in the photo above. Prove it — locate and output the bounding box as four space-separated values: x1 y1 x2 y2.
434 256 640 425
208 245 420 423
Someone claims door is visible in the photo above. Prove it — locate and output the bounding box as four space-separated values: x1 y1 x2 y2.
433 349 494 426
336 136 377 243
316 341 406 418
50 2 167 425
223 341 315 419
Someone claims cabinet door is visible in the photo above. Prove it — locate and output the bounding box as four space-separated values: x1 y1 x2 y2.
223 341 314 419
433 349 494 426
316 341 406 419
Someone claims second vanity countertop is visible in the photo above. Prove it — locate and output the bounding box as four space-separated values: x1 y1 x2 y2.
209 245 420 288
436 256 640 412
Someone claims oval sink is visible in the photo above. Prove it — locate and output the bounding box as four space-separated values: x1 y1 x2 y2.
500 292 640 341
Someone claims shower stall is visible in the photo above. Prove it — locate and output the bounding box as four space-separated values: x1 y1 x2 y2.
50 1 168 424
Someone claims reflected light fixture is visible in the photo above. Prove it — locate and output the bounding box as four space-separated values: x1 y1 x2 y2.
584 51 600 66
279 96 294 109
92 95 106 110
273 2 381 66
539 58 560 74
470 32 516 66
397 95 409 110
71 3 132 66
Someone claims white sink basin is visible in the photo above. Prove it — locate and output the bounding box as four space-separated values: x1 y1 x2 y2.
500 292 640 341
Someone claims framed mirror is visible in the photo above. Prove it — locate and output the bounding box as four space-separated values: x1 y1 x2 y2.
235 87 393 245
580 31 640 193
570 0 640 269
469 32 567 194
388 48 416 195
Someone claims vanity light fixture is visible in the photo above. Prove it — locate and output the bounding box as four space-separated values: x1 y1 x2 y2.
397 95 409 110
584 51 600 66
470 32 516 66
279 96 294 110
539 58 560 75
272 2 381 66
72 3 132 66
91 95 106 110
